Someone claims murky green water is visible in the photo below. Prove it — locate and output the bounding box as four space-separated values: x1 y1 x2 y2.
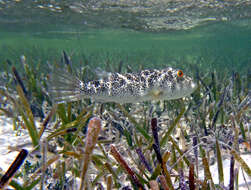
1 0 251 74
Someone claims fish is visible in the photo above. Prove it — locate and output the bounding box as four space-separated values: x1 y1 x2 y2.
49 67 197 104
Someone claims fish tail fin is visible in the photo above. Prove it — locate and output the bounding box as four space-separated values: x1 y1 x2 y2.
48 68 84 104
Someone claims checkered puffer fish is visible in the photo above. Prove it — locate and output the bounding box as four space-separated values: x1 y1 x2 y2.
49 67 197 103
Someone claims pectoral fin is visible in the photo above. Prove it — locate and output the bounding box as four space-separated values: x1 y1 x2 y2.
148 88 164 100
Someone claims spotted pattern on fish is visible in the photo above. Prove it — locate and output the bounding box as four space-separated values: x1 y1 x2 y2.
50 67 197 103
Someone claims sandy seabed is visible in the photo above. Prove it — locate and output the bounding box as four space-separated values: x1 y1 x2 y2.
0 116 250 189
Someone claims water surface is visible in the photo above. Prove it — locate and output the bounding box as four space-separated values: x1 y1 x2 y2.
0 0 251 74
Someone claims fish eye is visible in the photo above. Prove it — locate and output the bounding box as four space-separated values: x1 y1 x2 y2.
177 70 183 77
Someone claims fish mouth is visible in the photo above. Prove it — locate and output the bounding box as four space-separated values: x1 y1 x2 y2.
191 81 198 92
184 81 197 96
176 80 197 99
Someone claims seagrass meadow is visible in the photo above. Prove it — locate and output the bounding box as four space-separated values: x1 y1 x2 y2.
1 0 251 189
0 47 250 189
